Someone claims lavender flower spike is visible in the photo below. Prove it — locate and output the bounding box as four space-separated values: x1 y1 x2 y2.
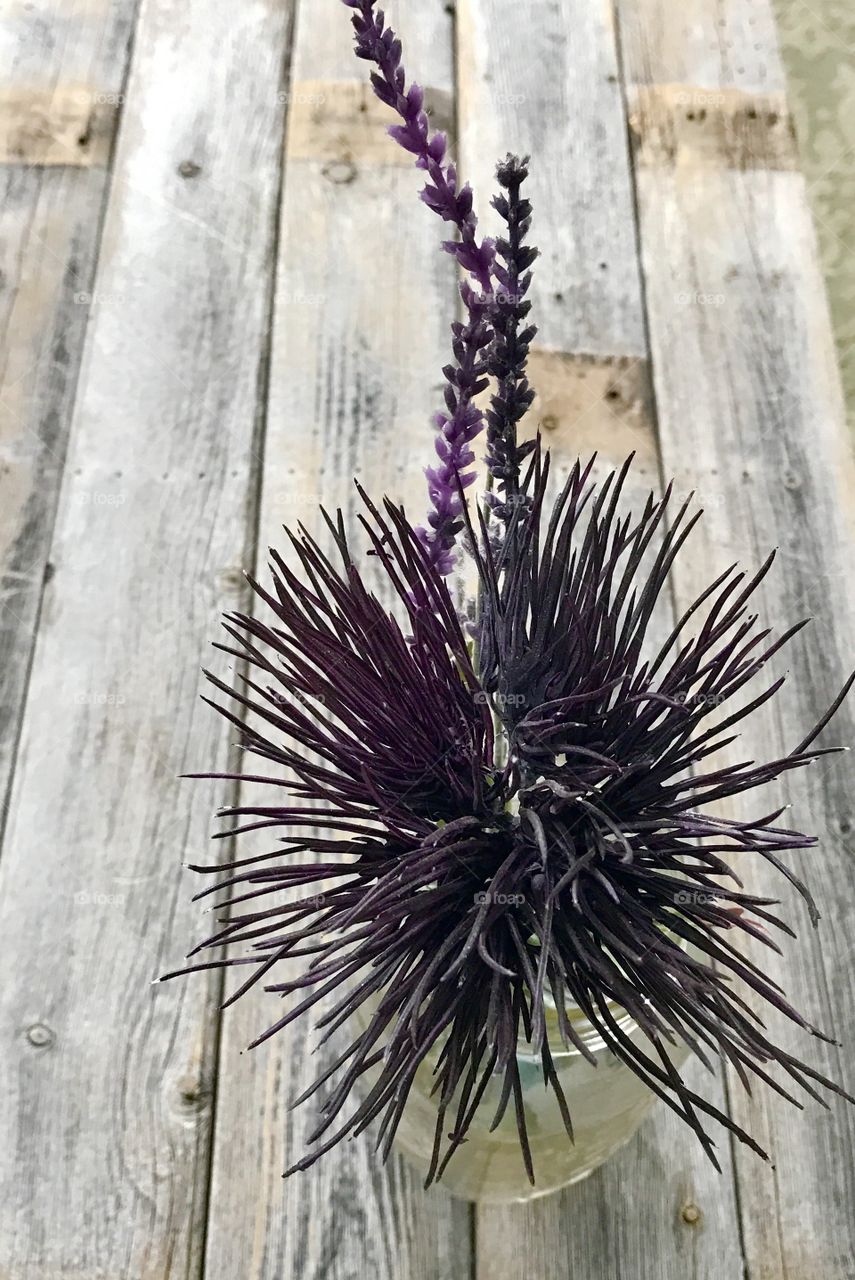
342 0 494 291
486 156 539 522
421 285 492 575
343 0 496 573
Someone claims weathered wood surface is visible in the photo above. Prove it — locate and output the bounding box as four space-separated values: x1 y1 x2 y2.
0 0 292 1275
202 5 472 1279
0 0 852 1276
0 0 138 845
618 2 855 1277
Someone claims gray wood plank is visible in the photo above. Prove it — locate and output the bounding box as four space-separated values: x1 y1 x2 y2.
617 3 855 1276
458 3 744 1277
0 0 139 843
202 5 472 1278
0 2 293 1275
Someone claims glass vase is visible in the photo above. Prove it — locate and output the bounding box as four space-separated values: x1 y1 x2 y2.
358 1001 689 1203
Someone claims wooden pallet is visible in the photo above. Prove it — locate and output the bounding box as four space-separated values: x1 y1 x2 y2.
1 1 853 1276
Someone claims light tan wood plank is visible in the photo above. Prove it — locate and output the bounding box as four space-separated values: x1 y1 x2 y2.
0 1 293 1275
202 4 472 1277
0 86 119 167
458 2 744 1277
617 3 855 1276
628 84 797 171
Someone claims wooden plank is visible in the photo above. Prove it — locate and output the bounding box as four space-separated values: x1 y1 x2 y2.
457 3 744 1277
617 3 855 1277
0 1 293 1275
202 4 472 1278
0 0 137 831
457 0 646 363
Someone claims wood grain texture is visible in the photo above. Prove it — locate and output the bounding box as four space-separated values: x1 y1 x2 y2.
617 2 855 1276
0 0 137 836
0 1 292 1275
201 4 472 1278
457 0 646 362
1 0 850 1274
459 2 744 1277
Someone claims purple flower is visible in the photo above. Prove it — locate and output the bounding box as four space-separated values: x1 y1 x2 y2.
485 156 539 524
343 0 499 572
417 283 491 575
343 1 494 291
166 459 853 1184
164 0 854 1192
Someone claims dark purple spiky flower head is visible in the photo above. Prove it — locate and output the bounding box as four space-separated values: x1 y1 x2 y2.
164 0 853 1187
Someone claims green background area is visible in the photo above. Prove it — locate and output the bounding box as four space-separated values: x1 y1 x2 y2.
776 0 855 432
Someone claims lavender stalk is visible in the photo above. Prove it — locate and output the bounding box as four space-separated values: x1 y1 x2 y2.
485 156 539 524
343 0 498 573
343 0 494 291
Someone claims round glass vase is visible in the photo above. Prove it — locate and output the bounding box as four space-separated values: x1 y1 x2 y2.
360 1002 689 1204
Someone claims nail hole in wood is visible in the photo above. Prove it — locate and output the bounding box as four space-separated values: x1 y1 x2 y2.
323 158 357 185
26 1023 54 1049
